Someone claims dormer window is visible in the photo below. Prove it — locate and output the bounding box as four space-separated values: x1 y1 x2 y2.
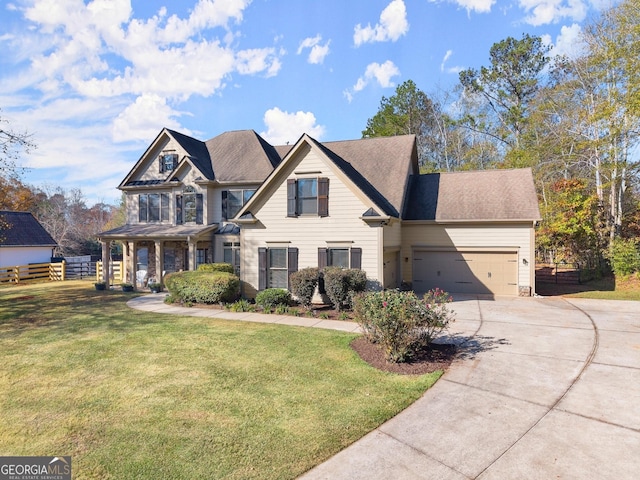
159 153 178 173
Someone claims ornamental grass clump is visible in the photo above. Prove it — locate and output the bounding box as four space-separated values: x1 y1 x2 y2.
353 288 454 363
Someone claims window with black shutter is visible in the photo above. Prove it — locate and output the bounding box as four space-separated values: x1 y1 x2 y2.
286 177 328 217
259 247 298 290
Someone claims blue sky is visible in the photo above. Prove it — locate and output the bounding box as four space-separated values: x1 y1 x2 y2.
0 0 614 205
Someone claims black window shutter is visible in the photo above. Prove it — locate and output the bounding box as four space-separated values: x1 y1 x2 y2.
318 247 327 269
159 156 163 173
287 179 297 217
287 247 298 289
258 247 267 291
171 154 178 170
196 194 203 224
351 248 362 270
176 194 183 224
221 190 228 221
318 177 329 217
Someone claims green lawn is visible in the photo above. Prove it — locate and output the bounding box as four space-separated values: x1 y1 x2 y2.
0 281 441 479
537 275 640 301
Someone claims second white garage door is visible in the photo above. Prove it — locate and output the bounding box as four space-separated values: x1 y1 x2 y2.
413 250 518 296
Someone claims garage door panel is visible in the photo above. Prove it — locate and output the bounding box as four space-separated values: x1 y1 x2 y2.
413 250 518 296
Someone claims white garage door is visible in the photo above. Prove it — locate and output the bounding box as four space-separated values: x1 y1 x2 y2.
413 250 518 296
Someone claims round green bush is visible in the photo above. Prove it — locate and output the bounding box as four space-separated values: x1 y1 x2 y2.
289 267 319 307
197 263 235 274
255 288 292 310
323 267 367 310
164 271 239 304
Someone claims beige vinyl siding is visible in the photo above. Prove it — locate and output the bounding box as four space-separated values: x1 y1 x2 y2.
241 148 381 296
401 223 534 291
383 220 402 248
138 137 184 182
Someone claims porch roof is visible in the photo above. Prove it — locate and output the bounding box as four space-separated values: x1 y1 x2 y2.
98 224 217 241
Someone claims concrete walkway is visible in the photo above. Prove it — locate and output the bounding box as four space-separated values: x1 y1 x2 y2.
128 294 640 479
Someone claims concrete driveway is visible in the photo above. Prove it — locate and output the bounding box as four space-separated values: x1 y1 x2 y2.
300 296 640 479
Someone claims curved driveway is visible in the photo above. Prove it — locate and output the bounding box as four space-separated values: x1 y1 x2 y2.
128 295 640 479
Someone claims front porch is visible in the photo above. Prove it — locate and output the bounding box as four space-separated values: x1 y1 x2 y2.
98 224 219 287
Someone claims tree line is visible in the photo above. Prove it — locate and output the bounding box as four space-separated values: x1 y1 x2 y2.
363 0 639 273
0 175 123 257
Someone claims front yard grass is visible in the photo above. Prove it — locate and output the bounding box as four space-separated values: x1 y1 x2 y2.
0 281 441 479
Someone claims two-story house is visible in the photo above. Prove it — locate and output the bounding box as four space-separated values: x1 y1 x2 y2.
99 128 541 296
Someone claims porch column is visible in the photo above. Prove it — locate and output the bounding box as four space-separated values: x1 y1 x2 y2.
187 237 197 271
128 240 137 285
155 240 163 282
100 240 109 284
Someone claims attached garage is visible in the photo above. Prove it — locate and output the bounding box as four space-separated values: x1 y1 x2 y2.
401 169 541 297
412 249 518 296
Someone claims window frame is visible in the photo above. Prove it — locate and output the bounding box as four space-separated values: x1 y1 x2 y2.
222 188 256 220
138 193 170 223
287 177 329 217
223 241 241 276
258 247 298 291
159 153 178 173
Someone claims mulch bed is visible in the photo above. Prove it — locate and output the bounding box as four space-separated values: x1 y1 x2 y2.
350 337 457 375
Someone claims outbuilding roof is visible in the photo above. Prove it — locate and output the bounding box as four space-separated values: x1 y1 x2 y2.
403 168 541 221
0 211 58 247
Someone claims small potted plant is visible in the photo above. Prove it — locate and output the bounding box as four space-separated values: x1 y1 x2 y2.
94 281 107 291
149 282 163 293
121 283 134 292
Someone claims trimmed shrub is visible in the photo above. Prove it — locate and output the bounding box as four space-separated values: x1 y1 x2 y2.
353 288 454 363
323 267 367 310
608 238 640 276
164 271 240 304
289 267 319 307
197 263 235 274
256 288 292 310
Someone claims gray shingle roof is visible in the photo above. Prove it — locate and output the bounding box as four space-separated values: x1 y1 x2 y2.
205 130 282 183
0 211 57 247
403 168 541 221
166 129 214 180
309 134 418 217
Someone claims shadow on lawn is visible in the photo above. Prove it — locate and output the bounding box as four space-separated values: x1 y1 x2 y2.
0 282 165 338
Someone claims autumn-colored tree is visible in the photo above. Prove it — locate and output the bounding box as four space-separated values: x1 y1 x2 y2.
537 179 605 268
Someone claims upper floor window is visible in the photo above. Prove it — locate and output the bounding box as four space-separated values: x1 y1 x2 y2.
176 186 203 225
287 177 329 217
222 189 255 220
183 186 197 223
139 193 169 223
159 153 178 173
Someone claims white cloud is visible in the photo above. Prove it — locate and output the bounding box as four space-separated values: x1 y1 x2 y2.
440 50 465 74
10 0 279 118
428 0 496 14
260 107 326 145
543 23 586 59
112 94 190 143
297 35 331 64
354 0 408 47
518 0 587 26
344 61 400 102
